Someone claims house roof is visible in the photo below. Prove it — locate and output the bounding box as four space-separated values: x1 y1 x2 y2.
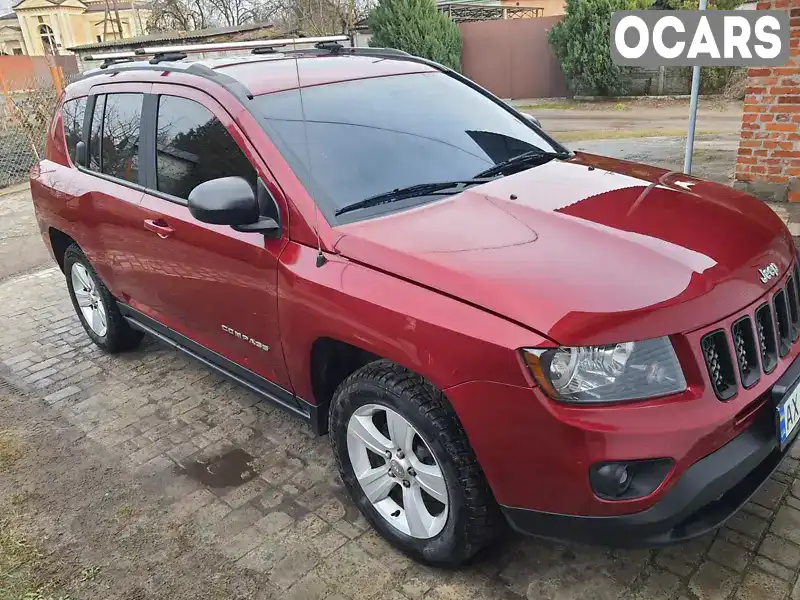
83 2 147 11
14 0 75 7
0 11 17 19
68 22 275 51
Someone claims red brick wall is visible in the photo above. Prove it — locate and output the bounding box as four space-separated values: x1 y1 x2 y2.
734 0 800 202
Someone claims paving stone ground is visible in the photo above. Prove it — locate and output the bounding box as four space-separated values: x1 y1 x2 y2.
3 275 800 600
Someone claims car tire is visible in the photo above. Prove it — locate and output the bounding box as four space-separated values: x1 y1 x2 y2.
329 360 500 567
64 243 143 353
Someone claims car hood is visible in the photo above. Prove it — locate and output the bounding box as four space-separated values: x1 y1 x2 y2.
333 153 796 345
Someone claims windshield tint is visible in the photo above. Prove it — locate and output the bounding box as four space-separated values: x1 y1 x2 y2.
253 71 560 221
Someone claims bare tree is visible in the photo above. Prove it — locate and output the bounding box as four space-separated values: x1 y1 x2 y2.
147 0 371 34
147 0 209 32
203 0 283 27
274 0 373 35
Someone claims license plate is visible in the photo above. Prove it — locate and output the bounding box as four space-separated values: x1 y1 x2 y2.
778 385 800 450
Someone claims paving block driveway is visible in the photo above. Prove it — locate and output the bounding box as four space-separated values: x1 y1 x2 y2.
3 190 800 600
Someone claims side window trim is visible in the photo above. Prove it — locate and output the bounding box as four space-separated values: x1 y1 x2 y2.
140 93 158 191
81 94 94 150
84 93 102 172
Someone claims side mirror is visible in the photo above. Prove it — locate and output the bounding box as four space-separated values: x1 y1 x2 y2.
524 114 542 128
75 141 86 167
188 176 280 236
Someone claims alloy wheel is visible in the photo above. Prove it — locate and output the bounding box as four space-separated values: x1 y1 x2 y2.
71 262 107 337
346 403 448 539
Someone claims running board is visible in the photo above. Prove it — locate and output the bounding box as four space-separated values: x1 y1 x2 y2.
119 304 328 434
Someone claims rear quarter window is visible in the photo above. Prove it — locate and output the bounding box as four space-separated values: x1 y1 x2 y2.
62 97 86 165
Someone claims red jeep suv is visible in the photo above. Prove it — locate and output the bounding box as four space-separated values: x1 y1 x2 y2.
31 39 800 566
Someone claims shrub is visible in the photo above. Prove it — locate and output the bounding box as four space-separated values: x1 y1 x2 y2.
368 0 462 71
548 0 651 96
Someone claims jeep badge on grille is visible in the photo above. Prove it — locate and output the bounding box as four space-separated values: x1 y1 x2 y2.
759 263 780 284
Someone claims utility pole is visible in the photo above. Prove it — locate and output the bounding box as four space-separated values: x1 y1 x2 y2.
683 0 708 175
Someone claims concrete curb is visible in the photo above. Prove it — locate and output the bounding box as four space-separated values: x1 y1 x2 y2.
0 182 31 197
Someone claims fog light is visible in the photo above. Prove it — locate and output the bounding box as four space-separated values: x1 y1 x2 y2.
590 459 673 501
592 464 632 498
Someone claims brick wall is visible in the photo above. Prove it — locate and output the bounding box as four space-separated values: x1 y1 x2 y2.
734 0 800 203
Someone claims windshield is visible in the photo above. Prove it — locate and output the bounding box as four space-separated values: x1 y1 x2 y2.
252 71 564 222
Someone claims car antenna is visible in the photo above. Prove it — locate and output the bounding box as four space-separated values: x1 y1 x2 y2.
291 32 327 268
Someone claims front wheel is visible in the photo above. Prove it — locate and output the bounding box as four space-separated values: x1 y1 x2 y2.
329 360 500 566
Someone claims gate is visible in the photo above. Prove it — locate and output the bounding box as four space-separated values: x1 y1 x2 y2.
459 16 570 100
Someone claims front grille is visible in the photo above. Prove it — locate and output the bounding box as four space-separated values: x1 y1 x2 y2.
731 317 760 389
701 330 737 400
700 262 800 399
756 303 778 374
775 289 791 357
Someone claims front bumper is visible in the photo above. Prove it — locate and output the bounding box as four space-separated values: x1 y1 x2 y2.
502 405 783 546
500 354 800 546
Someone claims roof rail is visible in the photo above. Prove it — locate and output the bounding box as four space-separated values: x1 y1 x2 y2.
85 35 349 63
100 56 135 69
75 62 255 101
89 50 136 62
135 35 349 57
149 51 188 64
78 38 418 107
285 46 412 59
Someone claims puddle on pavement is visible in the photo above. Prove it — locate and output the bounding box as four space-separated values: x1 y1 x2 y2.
180 447 258 488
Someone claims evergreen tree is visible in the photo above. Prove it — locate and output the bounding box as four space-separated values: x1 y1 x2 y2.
368 0 462 72
548 0 653 96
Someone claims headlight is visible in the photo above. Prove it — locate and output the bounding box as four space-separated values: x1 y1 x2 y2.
522 337 686 404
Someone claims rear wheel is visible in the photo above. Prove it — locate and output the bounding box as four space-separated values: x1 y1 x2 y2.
329 360 500 566
64 244 143 353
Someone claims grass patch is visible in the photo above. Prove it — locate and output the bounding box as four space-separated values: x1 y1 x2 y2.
0 431 26 472
518 100 633 111
553 128 715 142
0 518 71 600
518 101 577 110
1 519 55 600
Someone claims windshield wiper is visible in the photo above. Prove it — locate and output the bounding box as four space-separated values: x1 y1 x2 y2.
473 148 572 179
334 178 495 217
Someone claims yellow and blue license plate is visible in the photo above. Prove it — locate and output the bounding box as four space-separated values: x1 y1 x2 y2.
778 384 800 450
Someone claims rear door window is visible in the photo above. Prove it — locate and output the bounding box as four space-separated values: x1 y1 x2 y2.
61 97 86 165
100 93 143 183
155 95 256 201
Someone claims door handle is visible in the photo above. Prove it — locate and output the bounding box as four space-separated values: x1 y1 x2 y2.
144 219 174 239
